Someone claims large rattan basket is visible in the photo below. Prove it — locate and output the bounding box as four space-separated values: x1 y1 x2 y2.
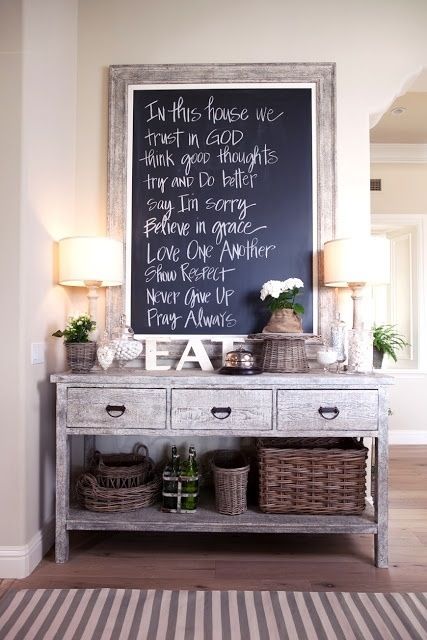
212 450 250 516
261 336 309 373
90 443 151 489
258 437 368 515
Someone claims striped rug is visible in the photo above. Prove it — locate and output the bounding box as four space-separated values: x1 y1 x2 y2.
0 589 426 640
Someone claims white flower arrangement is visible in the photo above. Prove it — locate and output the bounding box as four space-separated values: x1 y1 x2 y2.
260 277 305 314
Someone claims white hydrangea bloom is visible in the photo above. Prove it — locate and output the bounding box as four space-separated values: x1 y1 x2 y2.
283 277 304 291
260 277 304 300
260 279 283 300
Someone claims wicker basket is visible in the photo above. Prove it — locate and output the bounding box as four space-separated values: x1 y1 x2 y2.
90 444 151 489
65 341 97 373
258 437 368 515
76 471 161 512
261 336 309 373
212 450 250 516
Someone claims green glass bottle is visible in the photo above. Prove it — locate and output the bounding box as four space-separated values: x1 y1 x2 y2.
180 445 198 512
162 445 180 511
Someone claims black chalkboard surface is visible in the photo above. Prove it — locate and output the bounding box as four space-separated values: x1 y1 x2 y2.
130 87 313 335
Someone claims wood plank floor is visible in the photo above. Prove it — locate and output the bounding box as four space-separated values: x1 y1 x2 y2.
1 446 426 595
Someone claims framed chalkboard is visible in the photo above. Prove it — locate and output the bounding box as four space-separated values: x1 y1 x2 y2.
107 64 336 340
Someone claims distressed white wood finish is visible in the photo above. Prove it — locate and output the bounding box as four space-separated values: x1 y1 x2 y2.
67 498 376 534
52 369 389 389
375 385 390 568
67 388 167 430
84 435 96 469
51 369 392 566
276 389 378 431
106 63 337 347
55 385 70 563
171 389 273 433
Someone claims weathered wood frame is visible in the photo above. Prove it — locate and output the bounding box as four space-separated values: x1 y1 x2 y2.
106 63 336 344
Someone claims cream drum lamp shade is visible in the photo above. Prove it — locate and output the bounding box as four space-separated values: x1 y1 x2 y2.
58 236 123 329
323 237 390 287
323 236 390 329
58 236 123 287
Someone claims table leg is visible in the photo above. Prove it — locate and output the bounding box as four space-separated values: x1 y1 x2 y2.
374 387 389 568
55 386 70 563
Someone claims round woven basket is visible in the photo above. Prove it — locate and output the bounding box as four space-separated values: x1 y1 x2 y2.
91 444 151 489
75 472 161 512
212 450 250 516
65 341 97 373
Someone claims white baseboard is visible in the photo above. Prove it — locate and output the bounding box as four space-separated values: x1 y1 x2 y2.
0 519 54 579
389 430 427 445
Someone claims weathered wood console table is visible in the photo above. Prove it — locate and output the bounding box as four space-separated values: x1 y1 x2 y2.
51 370 392 567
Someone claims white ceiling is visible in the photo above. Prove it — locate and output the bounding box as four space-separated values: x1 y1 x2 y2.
370 70 427 143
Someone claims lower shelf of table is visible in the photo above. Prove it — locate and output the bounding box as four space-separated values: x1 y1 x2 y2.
67 500 376 535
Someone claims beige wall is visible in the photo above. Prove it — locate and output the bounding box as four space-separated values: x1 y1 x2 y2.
21 0 79 544
0 0 25 547
0 0 78 554
371 163 427 214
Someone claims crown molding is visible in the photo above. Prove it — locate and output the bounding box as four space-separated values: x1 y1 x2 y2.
371 143 427 163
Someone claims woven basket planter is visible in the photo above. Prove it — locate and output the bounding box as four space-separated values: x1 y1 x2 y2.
261 336 309 373
90 443 152 489
65 341 97 373
262 309 303 333
76 471 161 512
258 437 368 515
212 450 250 516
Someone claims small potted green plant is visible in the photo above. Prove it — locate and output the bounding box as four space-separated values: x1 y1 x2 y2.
372 324 409 369
53 313 97 372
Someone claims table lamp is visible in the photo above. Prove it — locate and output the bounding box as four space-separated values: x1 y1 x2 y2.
58 236 123 327
323 236 390 330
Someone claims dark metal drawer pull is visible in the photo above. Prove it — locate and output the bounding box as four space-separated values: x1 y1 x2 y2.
106 404 126 418
318 406 340 420
211 406 232 420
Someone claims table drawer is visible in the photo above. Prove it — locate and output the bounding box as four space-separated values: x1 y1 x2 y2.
67 388 167 430
171 389 273 432
277 390 378 431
